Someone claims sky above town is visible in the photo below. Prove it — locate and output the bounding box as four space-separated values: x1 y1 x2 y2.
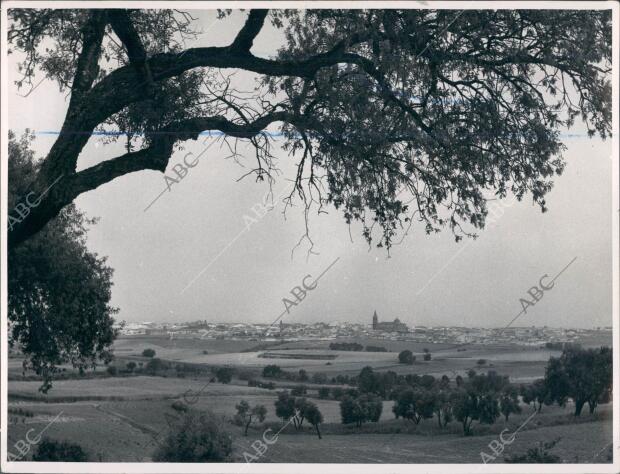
7 10 614 328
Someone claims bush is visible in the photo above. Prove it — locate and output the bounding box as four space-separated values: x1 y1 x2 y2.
398 350 415 364
262 364 282 378
504 438 561 463
171 401 188 413
142 348 156 358
477 359 487 366
153 411 233 462
33 439 89 461
423 352 432 361
106 366 117 376
126 361 136 372
215 367 234 384
202 350 209 355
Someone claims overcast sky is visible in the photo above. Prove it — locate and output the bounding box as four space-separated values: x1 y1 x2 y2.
8 10 613 329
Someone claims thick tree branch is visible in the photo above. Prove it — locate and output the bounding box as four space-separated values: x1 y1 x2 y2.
108 9 154 88
38 10 107 183
9 111 292 247
71 10 107 94
230 10 268 52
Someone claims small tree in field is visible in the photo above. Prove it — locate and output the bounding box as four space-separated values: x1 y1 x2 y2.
340 394 382 427
450 389 477 435
274 391 296 423
304 402 324 439
234 400 267 436
500 385 522 422
392 388 435 425
142 348 156 358
215 367 233 384
398 350 415 364
126 361 136 372
521 379 552 413
153 411 232 462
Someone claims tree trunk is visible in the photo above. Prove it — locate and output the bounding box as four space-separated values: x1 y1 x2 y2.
314 424 322 439
245 420 251 436
588 400 597 414
574 399 585 416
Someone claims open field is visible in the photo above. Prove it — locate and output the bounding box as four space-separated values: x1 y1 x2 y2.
104 336 570 382
7 335 613 463
7 389 613 463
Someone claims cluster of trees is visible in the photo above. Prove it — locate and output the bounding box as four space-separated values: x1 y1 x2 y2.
318 386 361 401
397 349 431 364
262 365 330 384
340 394 383 427
543 346 612 416
366 346 388 352
328 342 389 352
368 369 522 435
274 391 324 438
350 346 612 435
234 401 267 436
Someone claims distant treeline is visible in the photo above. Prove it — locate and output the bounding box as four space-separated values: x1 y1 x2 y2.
544 341 582 350
329 342 388 352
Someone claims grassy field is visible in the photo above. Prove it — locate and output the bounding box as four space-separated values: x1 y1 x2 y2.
7 334 614 464
7 389 612 463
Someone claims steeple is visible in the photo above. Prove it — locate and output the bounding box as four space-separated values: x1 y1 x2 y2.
372 310 378 329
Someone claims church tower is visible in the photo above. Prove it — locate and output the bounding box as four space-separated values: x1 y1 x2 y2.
372 310 378 329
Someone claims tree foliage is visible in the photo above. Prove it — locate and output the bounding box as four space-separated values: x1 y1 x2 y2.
234 400 267 436
7 131 118 392
398 349 415 364
544 346 612 416
152 411 233 462
340 394 383 426
6 8 611 250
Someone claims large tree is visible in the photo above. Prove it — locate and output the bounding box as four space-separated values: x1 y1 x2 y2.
8 132 118 392
7 8 611 249
544 346 613 416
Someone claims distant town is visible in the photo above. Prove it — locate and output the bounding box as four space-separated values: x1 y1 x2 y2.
118 311 612 347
